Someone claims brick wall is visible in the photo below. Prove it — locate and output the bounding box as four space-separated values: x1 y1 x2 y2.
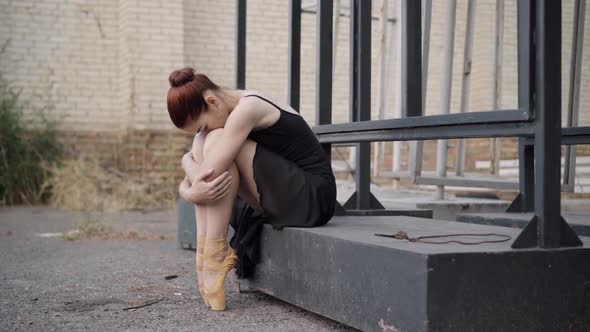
60 129 571 186
0 0 120 130
117 0 184 130
1 0 589 184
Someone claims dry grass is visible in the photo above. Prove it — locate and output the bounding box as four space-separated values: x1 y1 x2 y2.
62 212 174 241
43 155 176 212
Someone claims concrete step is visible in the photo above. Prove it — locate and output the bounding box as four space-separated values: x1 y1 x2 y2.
238 215 590 331
177 197 433 249
336 182 512 221
456 212 590 237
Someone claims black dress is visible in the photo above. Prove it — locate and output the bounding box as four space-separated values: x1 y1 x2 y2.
228 94 337 279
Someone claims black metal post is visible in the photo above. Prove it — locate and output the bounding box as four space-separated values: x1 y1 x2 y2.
349 0 358 123
346 0 359 210
356 0 371 210
316 0 345 216
507 140 534 212
235 0 246 89
316 0 333 131
535 0 563 247
518 0 535 120
511 0 582 249
316 0 333 129
356 0 371 125
508 0 535 213
521 144 533 212
288 0 301 111
343 0 383 211
402 0 423 185
401 0 422 118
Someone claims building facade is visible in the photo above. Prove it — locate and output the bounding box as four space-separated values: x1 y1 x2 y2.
1 0 589 183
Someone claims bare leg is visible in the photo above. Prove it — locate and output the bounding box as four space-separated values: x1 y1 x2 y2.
190 129 263 240
189 128 264 309
193 129 242 239
191 133 208 240
192 162 240 306
190 131 239 306
190 132 209 305
194 129 239 299
202 161 240 239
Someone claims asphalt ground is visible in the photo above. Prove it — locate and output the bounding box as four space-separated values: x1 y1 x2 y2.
0 207 358 332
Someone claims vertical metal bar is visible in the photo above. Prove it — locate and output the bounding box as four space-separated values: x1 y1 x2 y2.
288 0 301 111
516 0 535 212
564 0 586 189
357 150 371 211
348 0 358 184
392 0 402 182
235 0 246 89
333 0 341 77
522 143 535 211
435 0 456 199
357 0 371 120
395 0 422 181
356 0 372 209
317 0 333 126
456 0 476 176
373 0 389 177
357 0 371 119
409 0 431 182
421 0 432 115
349 0 359 123
490 0 505 175
518 0 535 118
401 0 422 118
534 0 561 248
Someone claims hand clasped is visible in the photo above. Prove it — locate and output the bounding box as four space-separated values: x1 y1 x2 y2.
178 152 232 204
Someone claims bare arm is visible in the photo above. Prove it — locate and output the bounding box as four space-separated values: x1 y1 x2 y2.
179 100 259 203
179 150 232 204
199 101 258 178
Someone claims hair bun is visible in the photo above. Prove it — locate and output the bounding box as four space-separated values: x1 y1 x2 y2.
169 67 195 88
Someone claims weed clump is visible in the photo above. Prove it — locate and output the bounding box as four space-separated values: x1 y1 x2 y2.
0 74 63 205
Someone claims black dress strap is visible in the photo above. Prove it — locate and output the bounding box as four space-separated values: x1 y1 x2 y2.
243 94 286 112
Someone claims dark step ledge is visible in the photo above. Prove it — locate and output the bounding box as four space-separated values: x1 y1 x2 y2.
237 215 590 332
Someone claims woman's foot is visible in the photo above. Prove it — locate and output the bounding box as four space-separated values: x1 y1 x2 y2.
202 237 238 311
196 235 210 307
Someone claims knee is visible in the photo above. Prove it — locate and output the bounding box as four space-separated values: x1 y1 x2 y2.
191 132 206 162
202 128 224 157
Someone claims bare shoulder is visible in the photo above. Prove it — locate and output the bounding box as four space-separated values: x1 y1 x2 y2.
224 93 265 131
229 94 263 121
236 92 263 113
243 90 300 115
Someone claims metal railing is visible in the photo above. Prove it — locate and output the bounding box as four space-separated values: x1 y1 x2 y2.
234 0 590 249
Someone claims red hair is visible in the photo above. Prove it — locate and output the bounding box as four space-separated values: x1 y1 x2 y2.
166 67 220 128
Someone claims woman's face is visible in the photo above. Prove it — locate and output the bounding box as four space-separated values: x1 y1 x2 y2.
181 91 229 134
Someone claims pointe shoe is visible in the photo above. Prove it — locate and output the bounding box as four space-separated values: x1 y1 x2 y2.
196 235 210 307
202 238 238 311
